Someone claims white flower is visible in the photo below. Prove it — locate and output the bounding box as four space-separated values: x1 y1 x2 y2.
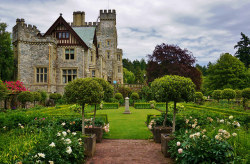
185 130 188 134
196 126 200 129
57 132 61 136
36 160 42 163
215 135 221 140
78 138 82 141
66 146 72 154
148 125 152 129
202 129 206 133
218 129 223 133
49 142 55 147
196 132 201 137
178 148 183 154
61 122 66 126
3 126 6 129
20 126 24 129
34 155 38 158
48 161 54 164
18 123 21 126
61 137 65 140
232 133 237 137
220 119 224 123
72 132 77 135
67 129 71 133
38 153 45 158
176 142 181 146
202 135 207 138
65 138 72 144
192 124 196 128
62 131 67 136
189 134 194 139
229 116 233 120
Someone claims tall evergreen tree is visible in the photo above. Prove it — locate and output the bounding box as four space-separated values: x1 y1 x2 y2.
234 32 250 68
0 22 14 80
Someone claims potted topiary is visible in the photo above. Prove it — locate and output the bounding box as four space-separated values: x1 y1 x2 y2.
64 78 104 157
152 75 195 156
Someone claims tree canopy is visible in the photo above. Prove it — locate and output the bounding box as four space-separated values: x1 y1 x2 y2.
0 22 14 81
123 68 135 84
207 53 249 90
147 43 202 90
92 77 114 102
234 32 250 68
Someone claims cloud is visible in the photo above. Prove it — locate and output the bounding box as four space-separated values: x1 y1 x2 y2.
1 0 250 66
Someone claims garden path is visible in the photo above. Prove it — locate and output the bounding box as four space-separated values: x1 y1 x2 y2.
86 139 174 164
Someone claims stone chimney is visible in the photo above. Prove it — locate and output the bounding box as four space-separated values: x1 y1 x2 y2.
73 11 86 26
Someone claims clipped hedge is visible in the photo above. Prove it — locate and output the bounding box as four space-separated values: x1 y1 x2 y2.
102 103 119 109
146 114 161 125
134 103 151 109
155 103 166 108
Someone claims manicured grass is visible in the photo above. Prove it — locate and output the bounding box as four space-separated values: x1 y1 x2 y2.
97 107 161 139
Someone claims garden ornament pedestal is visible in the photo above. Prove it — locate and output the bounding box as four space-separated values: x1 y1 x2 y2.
153 126 172 143
123 97 131 114
161 134 174 157
84 133 96 157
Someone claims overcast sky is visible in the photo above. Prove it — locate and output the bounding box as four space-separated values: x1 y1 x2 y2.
1 0 250 66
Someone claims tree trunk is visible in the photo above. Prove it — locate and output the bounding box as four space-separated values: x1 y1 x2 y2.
92 104 97 127
82 103 85 135
4 98 7 109
34 101 36 107
163 101 168 127
172 101 177 133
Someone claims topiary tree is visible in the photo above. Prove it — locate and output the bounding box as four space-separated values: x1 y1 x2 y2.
92 78 114 126
32 92 41 106
151 75 195 132
17 91 34 108
242 88 250 110
222 88 236 103
49 93 62 105
38 90 47 106
64 78 104 134
115 93 123 101
130 92 139 104
195 92 203 104
212 90 222 102
235 89 242 105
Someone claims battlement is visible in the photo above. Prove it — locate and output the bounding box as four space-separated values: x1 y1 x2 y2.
71 21 98 27
100 9 116 20
15 18 39 32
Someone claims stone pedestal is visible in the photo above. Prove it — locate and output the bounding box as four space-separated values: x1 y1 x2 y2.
123 97 131 114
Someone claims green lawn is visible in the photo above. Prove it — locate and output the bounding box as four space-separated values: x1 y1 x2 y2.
97 107 161 139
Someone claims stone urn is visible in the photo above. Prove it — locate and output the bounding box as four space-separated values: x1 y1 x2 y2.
85 127 103 143
153 126 172 143
161 134 175 157
84 134 96 157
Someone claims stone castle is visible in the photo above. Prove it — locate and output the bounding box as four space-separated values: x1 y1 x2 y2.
12 9 123 94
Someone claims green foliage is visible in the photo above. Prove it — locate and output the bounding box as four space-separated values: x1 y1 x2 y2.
235 89 242 99
207 53 249 90
92 77 114 102
49 93 62 100
114 93 123 101
0 80 8 100
130 92 139 101
212 90 222 102
222 88 236 102
195 92 203 100
151 75 195 103
32 92 41 101
117 85 132 98
64 78 104 105
102 103 119 109
123 68 135 84
242 88 250 99
38 90 47 105
234 32 250 68
134 103 151 109
0 22 14 81
17 91 34 108
139 85 152 101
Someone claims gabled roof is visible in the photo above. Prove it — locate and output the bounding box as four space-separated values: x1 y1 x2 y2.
72 27 96 48
43 15 89 50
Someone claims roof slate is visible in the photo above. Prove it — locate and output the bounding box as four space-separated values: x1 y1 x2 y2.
72 27 96 48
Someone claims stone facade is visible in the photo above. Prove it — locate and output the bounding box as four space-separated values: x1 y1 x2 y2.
12 9 123 94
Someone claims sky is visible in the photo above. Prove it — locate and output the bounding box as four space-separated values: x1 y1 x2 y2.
1 0 250 66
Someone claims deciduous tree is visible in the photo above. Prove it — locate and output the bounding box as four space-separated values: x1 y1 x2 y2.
147 43 201 90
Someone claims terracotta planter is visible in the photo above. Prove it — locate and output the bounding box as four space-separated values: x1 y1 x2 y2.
85 127 103 143
153 126 172 143
84 134 96 157
161 134 174 157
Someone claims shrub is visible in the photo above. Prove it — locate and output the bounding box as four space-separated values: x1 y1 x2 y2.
38 90 47 105
102 103 119 109
0 80 8 100
49 93 62 101
195 92 203 104
32 92 41 106
134 103 151 109
212 90 222 102
92 78 114 102
242 88 250 110
222 88 236 103
17 91 34 108
117 85 132 98
139 86 152 101
130 92 139 103
235 90 242 99
114 93 123 101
